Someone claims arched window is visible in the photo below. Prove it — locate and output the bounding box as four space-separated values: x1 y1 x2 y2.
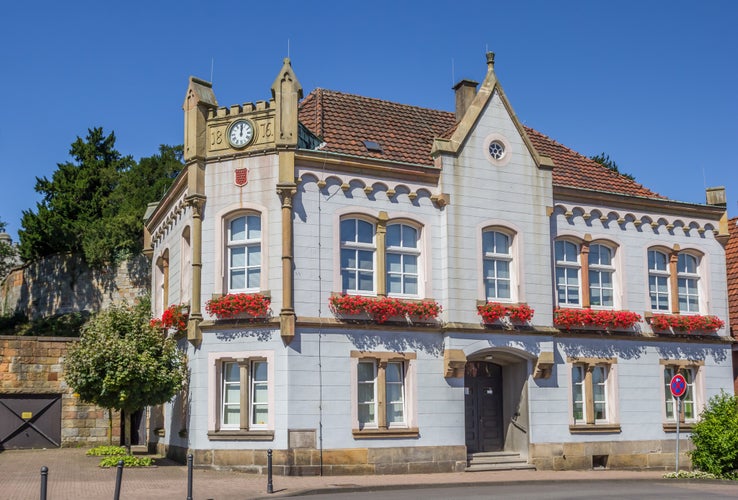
648 250 670 312
227 214 261 292
386 223 419 297
555 240 580 306
340 218 376 294
677 253 700 313
482 230 512 301
588 244 614 308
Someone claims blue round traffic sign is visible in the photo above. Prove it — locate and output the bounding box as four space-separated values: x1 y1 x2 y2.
670 374 687 399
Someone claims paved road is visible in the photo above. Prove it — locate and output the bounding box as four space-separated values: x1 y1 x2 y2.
0 448 720 500
299 481 738 499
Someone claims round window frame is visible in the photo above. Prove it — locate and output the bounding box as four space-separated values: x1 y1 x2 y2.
483 133 512 166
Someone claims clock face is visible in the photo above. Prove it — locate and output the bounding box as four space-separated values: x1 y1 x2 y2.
228 119 254 148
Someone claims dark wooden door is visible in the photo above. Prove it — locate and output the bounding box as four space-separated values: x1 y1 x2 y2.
0 394 61 449
465 362 503 453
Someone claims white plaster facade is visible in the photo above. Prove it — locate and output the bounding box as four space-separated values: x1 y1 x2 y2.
143 56 733 474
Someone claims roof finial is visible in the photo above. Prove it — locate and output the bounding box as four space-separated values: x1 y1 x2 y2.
486 51 495 70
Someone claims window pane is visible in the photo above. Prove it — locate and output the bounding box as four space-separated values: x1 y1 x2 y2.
496 232 510 254
340 219 355 243
225 384 241 403
230 270 245 290
342 272 354 292
252 406 268 425
602 288 613 307
497 260 509 279
594 402 606 421
386 363 402 382
230 217 246 241
358 384 375 403
358 250 373 270
402 225 418 248
253 385 267 403
404 277 417 296
483 231 495 253
358 362 374 382
387 403 404 423
387 225 400 247
387 253 402 273
223 407 240 426
358 404 375 424
231 247 245 267
247 269 260 289
253 362 267 381
497 281 510 299
341 249 356 269
246 215 261 239
386 384 403 402
357 220 374 243
404 255 417 274
388 275 402 294
247 246 261 266
358 272 373 291
224 363 240 381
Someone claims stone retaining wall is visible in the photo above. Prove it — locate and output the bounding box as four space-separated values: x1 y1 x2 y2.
1 253 149 319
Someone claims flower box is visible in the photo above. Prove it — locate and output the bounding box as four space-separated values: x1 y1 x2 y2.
553 308 641 331
477 302 534 326
648 314 724 334
150 304 189 334
205 293 271 320
329 295 442 325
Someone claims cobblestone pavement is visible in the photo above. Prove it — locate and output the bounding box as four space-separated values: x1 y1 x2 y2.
0 448 676 499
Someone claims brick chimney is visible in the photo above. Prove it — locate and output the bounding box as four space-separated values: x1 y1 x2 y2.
453 79 478 122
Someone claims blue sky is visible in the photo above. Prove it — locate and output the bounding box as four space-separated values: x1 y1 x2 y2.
1 1 736 240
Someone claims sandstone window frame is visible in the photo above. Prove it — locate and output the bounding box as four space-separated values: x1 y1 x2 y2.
207 350 274 441
350 350 419 439
567 357 621 434
555 237 620 310
647 246 705 315
661 359 704 432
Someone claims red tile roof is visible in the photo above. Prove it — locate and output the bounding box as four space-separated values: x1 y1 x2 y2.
298 89 663 199
726 217 738 337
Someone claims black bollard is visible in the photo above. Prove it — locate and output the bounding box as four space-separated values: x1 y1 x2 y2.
267 449 273 494
187 453 193 500
114 459 124 500
40 466 48 500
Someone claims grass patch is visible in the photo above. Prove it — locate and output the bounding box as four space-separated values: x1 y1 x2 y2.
99 455 154 467
86 445 127 456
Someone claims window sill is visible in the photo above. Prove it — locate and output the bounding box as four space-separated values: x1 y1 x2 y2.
569 424 621 434
352 427 419 439
663 422 695 432
207 430 275 441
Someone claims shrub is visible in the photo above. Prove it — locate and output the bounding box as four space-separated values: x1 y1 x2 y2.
99 455 154 467
86 445 127 456
690 392 738 477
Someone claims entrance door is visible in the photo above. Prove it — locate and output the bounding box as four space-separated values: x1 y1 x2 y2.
0 394 61 450
464 362 503 453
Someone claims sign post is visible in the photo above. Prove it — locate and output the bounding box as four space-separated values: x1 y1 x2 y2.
670 373 688 472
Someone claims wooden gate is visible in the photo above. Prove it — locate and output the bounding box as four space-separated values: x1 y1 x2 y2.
0 394 62 449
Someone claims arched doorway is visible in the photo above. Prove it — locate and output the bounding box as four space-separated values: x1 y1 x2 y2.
464 361 503 453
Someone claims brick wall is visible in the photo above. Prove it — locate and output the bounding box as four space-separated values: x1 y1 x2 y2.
0 336 120 447
1 253 149 319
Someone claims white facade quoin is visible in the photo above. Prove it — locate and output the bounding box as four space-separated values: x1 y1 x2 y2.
143 54 733 474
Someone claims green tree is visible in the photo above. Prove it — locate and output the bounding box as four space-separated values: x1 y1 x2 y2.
18 128 182 268
64 300 186 451
690 392 738 477
590 152 635 181
18 128 134 265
